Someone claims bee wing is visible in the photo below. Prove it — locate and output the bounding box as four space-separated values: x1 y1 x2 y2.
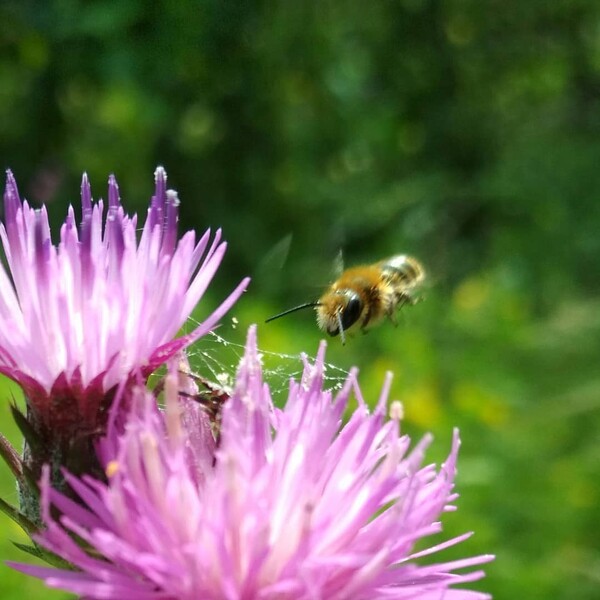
255 233 293 292
332 249 345 278
260 233 293 271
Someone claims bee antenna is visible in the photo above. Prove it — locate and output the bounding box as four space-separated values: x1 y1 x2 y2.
265 302 322 323
336 311 346 345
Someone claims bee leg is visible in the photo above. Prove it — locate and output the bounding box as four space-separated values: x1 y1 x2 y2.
389 294 412 326
402 290 421 305
397 291 418 308
361 306 373 330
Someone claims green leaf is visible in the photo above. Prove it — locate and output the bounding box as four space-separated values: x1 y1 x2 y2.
9 403 44 456
0 496 38 536
12 541 75 570
11 541 43 559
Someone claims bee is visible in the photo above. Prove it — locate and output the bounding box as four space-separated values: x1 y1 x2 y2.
266 254 425 344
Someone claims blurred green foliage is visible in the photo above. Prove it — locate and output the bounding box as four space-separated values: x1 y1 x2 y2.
1 1 600 598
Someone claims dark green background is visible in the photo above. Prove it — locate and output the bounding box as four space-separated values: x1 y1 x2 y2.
1 2 599 598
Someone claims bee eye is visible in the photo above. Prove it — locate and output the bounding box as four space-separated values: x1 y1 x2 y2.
340 295 362 330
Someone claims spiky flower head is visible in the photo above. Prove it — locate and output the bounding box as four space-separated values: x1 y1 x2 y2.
0 167 246 436
0 168 247 523
11 326 493 599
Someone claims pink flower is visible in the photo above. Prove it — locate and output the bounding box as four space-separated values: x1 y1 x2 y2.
11 326 493 599
0 167 248 436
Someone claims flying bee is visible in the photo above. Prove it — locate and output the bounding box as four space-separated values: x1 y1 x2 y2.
266 254 425 344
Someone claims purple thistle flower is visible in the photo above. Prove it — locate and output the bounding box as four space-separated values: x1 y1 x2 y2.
0 167 248 436
0 167 248 524
11 326 493 599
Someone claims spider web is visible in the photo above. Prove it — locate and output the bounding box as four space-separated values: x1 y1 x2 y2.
181 317 350 403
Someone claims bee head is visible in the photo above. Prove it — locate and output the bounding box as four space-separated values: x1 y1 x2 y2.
267 290 364 345
317 290 363 344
